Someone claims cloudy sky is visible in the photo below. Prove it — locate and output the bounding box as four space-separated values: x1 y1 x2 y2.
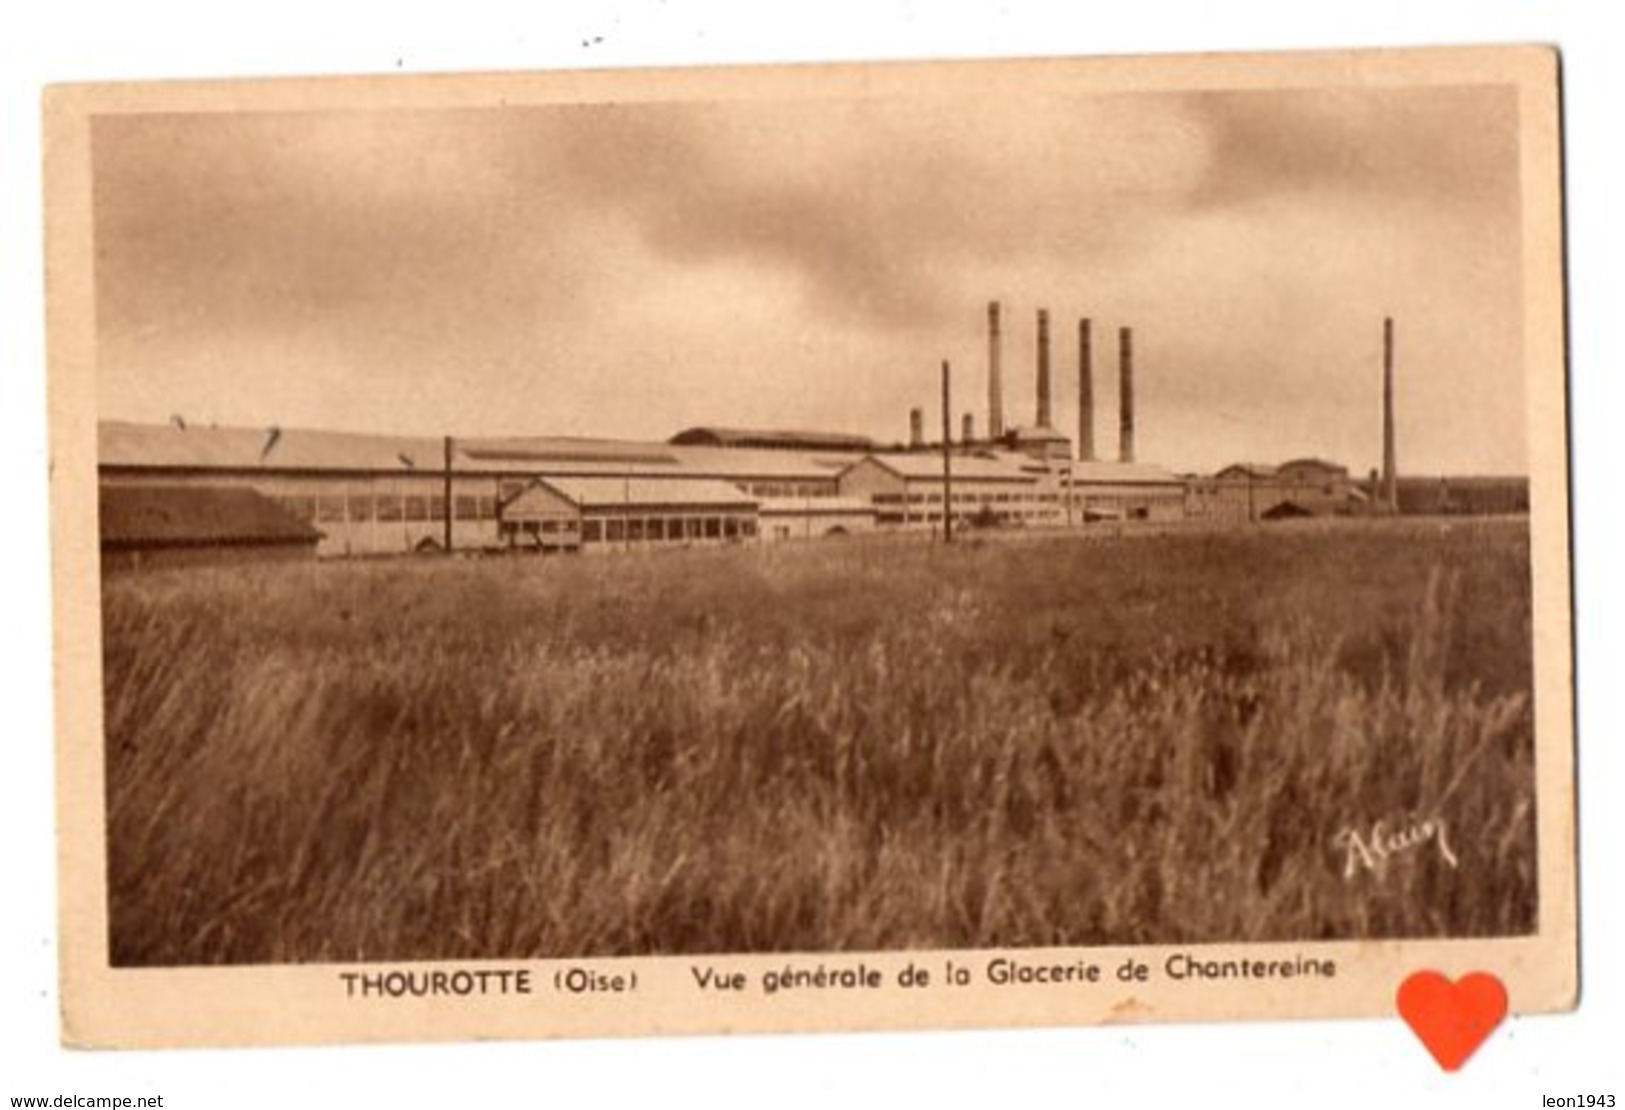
92 80 1526 474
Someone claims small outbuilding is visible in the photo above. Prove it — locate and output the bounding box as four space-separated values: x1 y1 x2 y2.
99 484 322 570
499 475 761 551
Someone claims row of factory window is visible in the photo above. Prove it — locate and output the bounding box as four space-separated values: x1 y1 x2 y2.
871 491 1060 505
279 493 499 524
277 485 841 526
740 481 838 499
1191 483 1342 497
490 479 837 504
875 509 1055 526
587 516 758 543
499 516 758 544
507 518 582 535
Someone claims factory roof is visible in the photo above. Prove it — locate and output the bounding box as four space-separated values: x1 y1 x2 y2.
100 421 1187 493
458 437 681 467
982 449 1067 474
449 443 850 480
844 453 1037 483
669 426 879 452
1278 457 1350 475
666 445 861 479
480 444 862 480
100 484 321 547
99 422 859 481
1213 462 1280 480
101 421 449 474
511 476 759 514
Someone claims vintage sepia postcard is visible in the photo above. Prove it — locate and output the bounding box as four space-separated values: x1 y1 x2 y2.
46 45 1574 1048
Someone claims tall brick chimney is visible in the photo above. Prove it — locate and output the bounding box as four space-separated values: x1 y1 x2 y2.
1118 326 1135 464
1036 308 1052 429
987 300 1005 440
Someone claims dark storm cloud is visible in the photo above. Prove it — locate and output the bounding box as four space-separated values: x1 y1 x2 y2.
90 83 1529 472
92 95 1205 360
93 86 1518 356
531 104 953 328
521 96 1198 333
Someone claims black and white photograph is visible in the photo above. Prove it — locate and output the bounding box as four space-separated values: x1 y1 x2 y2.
42 43 1575 1048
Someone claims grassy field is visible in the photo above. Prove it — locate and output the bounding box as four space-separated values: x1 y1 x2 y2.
100 518 1537 965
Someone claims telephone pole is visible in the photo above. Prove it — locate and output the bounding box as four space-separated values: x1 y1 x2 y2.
941 359 954 544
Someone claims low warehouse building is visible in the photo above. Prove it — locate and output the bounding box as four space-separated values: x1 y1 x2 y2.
100 484 321 570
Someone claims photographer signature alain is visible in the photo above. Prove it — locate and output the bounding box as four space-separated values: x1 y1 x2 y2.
1334 815 1459 879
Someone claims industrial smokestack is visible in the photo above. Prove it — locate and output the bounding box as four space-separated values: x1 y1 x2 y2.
1118 326 1135 464
962 413 975 444
1382 317 1397 510
987 301 1005 440
1036 308 1052 429
1078 318 1095 462
910 407 925 449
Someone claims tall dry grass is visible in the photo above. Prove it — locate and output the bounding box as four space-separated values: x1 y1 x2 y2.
101 518 1537 964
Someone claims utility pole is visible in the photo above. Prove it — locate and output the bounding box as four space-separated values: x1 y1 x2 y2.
442 435 455 554
1382 317 1398 512
1119 326 1136 464
941 359 954 544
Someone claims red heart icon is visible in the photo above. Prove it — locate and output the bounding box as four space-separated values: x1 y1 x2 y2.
1396 971 1509 1071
